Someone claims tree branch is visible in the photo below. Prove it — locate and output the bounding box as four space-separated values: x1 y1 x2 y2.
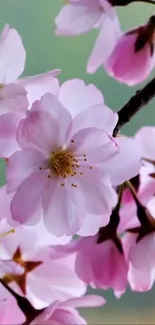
113 77 155 136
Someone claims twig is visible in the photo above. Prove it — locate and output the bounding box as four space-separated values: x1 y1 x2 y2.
113 77 155 136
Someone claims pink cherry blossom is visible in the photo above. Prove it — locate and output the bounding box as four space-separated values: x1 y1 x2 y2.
6 83 142 236
0 223 85 309
105 17 155 85
55 1 122 74
32 295 105 325
53 235 128 298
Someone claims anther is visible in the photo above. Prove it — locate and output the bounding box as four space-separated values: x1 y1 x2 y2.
47 175 51 178
83 154 86 157
71 140 74 143
80 172 83 175
89 166 92 169
39 166 42 170
84 159 87 161
61 183 64 186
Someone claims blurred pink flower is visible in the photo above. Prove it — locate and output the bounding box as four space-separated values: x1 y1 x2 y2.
32 295 105 325
0 223 85 309
105 16 155 85
119 126 155 232
123 229 155 292
0 24 60 158
55 0 122 73
53 234 128 298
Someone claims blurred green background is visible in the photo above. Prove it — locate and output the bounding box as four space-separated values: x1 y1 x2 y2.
0 0 155 323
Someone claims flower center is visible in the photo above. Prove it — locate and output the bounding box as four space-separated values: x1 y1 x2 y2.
48 149 74 178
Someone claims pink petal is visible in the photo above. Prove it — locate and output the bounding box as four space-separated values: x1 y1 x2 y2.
0 113 21 158
128 234 155 271
128 264 155 292
0 25 26 83
103 136 142 186
135 126 155 160
67 170 117 215
43 181 84 236
29 93 72 148
55 3 102 35
7 149 46 193
71 104 118 135
77 213 110 236
17 110 60 153
0 186 17 225
18 70 61 109
10 171 48 225
47 307 87 325
87 13 122 73
61 295 106 308
58 79 104 118
0 84 28 115
69 127 118 164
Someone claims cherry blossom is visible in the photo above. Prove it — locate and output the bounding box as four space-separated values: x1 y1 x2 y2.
6 83 142 236
0 223 85 309
105 16 155 85
52 233 128 298
55 0 122 74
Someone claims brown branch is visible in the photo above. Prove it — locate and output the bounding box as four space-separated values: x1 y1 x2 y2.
113 76 155 136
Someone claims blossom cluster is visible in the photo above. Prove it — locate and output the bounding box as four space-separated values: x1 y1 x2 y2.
0 0 155 324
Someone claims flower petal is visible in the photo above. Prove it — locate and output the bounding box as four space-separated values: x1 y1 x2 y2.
7 149 46 193
30 93 72 148
43 181 84 236
58 79 104 118
135 126 155 160
71 104 118 135
17 110 60 153
0 84 28 115
103 136 142 186
0 25 26 83
55 3 102 35
0 113 21 158
10 171 48 225
18 70 60 109
69 127 118 164
61 295 106 308
87 13 122 73
67 170 117 215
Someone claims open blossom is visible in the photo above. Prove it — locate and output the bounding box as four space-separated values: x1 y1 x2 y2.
0 24 60 158
32 295 105 325
6 80 142 236
105 16 155 86
0 223 85 309
55 0 122 74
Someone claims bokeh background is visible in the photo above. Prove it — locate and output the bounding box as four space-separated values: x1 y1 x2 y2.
0 0 155 323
